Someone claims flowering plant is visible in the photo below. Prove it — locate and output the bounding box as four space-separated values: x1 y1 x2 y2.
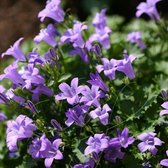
0 0 168 167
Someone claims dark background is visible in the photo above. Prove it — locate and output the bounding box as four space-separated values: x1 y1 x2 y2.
0 0 167 53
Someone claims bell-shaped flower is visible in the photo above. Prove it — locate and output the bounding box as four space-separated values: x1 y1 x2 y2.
1 38 25 61
38 0 65 22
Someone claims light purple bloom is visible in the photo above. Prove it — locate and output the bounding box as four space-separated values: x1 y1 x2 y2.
0 62 25 86
88 26 111 49
137 132 163 155
65 105 86 127
160 150 168 167
38 0 65 22
136 0 161 20
127 31 146 50
34 24 57 47
90 104 111 125
44 138 63 168
96 58 118 80
117 53 136 79
0 112 7 121
80 86 105 107
28 134 51 159
74 158 95 168
21 64 45 89
104 141 124 163
160 101 168 116
87 72 109 92
92 9 107 29
6 115 36 152
91 9 112 49
84 133 109 155
61 22 88 48
111 128 135 148
29 134 63 168
1 38 25 61
55 78 84 105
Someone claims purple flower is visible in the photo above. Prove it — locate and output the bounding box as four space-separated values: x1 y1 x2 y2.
29 134 63 168
96 58 118 80
160 150 168 167
28 134 51 159
6 115 36 152
1 38 25 61
91 9 112 49
0 62 25 86
0 112 7 121
69 47 89 64
104 141 124 163
87 72 109 92
136 0 161 20
111 128 135 148
34 24 57 47
55 78 84 105
127 31 146 50
80 86 105 107
88 27 111 49
65 105 86 127
90 104 111 125
92 9 107 29
160 101 168 116
31 85 53 102
61 22 88 48
74 158 95 168
38 0 65 22
21 64 45 89
44 138 63 168
137 132 163 155
84 133 109 155
117 53 136 79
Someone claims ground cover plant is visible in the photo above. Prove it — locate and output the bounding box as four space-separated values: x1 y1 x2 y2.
0 0 168 167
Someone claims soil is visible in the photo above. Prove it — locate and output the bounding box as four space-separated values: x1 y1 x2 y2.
0 0 44 53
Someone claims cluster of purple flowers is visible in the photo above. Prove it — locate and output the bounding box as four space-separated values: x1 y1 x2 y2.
73 128 134 167
28 134 63 168
0 38 53 103
6 115 36 152
0 0 166 167
55 76 110 127
96 52 136 80
88 9 112 49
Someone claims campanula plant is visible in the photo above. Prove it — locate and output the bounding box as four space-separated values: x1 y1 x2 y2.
0 0 168 167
